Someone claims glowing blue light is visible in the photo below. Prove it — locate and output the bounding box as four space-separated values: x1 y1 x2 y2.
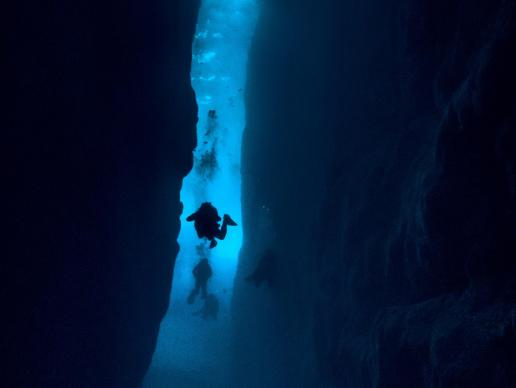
177 0 258 288
195 50 217 63
144 2 258 383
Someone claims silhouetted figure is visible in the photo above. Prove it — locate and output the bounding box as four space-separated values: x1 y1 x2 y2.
245 249 276 288
188 258 213 304
193 293 220 320
186 202 237 248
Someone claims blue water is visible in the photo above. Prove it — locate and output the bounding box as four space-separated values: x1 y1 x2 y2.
144 1 258 387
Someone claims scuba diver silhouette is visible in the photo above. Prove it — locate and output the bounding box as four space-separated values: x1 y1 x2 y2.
188 258 213 304
186 202 237 248
245 249 276 288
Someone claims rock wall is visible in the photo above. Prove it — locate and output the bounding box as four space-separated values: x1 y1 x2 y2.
3 1 199 386
233 1 516 387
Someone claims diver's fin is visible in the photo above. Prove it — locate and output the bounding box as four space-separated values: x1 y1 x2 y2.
223 214 237 226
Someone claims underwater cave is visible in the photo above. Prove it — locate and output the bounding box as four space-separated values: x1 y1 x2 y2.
144 1 257 386
4 0 516 387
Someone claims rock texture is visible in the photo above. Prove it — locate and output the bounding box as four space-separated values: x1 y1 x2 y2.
3 1 199 386
233 1 516 387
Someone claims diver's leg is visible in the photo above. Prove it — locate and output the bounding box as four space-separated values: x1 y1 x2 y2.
215 222 228 240
214 214 237 241
188 283 199 304
201 282 208 299
187 291 195 304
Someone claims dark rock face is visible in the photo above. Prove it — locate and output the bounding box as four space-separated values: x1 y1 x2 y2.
3 1 199 386
234 1 516 387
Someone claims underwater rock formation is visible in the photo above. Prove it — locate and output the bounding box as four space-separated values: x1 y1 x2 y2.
3 1 199 386
233 0 516 387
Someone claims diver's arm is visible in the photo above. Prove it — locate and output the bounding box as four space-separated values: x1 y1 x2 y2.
186 211 198 222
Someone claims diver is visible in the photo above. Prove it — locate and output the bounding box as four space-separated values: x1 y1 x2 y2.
186 202 237 248
193 293 219 320
245 249 276 288
188 258 213 304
